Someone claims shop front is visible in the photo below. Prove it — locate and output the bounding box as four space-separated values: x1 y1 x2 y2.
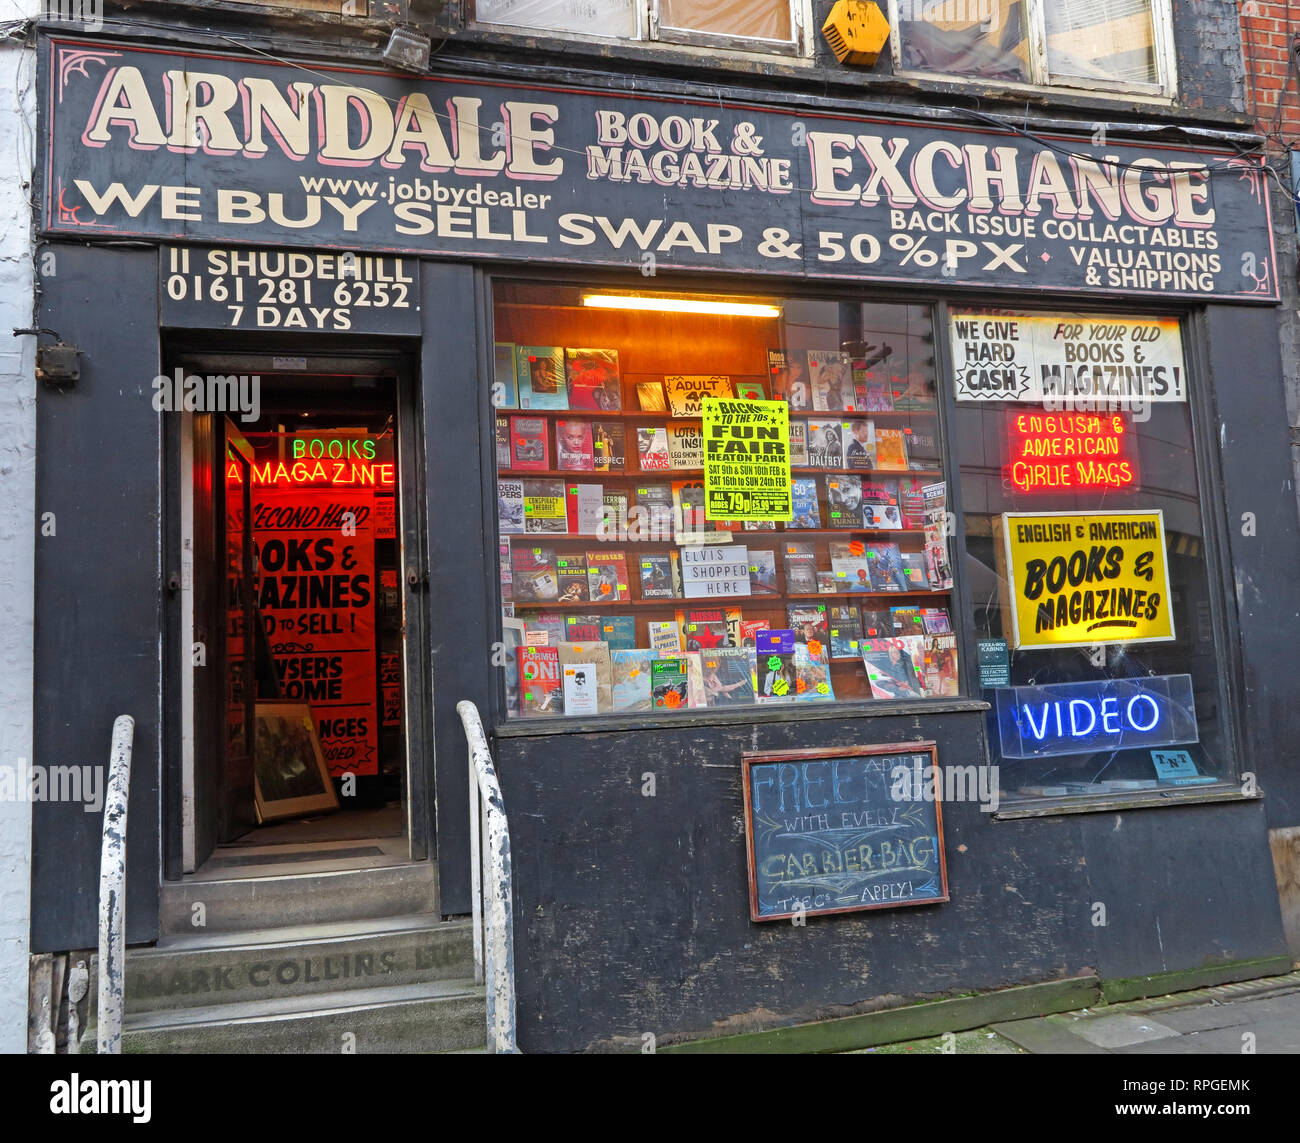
31 33 1298 1051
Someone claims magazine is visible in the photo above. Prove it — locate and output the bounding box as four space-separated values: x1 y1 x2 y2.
522 479 567 534
807 420 846 468
920 635 959 697
825 474 864 529
636 426 672 471
794 641 835 702
554 554 589 603
860 637 926 700
555 419 595 471
493 343 518 408
592 422 625 472
923 482 954 589
789 420 809 466
611 649 653 711
565 348 622 412
748 549 778 595
517 347 568 411
755 629 798 703
783 542 818 595
497 479 525 534
650 657 690 710
867 542 909 592
875 428 909 471
585 549 631 602
861 477 902 531
518 645 563 715
509 415 550 471
808 350 852 411
700 647 756 706
843 418 877 469
828 604 864 659
511 546 558 602
791 478 821 528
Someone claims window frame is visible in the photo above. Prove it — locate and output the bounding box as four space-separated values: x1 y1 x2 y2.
886 0 1179 102
471 0 812 59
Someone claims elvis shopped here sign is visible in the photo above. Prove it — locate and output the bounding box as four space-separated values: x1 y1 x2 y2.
41 38 1278 301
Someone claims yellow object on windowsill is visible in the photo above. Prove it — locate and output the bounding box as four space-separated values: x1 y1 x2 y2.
823 0 891 67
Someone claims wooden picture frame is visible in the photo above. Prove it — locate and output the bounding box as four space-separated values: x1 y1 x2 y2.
252 703 340 823
741 742 949 922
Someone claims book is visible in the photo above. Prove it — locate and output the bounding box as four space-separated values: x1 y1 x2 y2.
497 479 525 534
794 641 835 702
562 614 603 643
701 647 756 706
861 477 902 530
555 554 589 603
828 605 863 659
748 549 778 595
511 545 558 602
564 482 605 535
664 375 732 417
782 542 818 595
788 420 808 466
825 474 864 529
636 381 666 412
667 423 704 469
518 646 563 715
647 620 682 654
672 479 707 542
767 349 806 405
905 424 942 470
636 425 671 471
493 343 518 408
830 556 875 593
638 554 676 600
735 380 765 401
558 640 613 712
509 415 550 471
791 478 821 528
890 606 925 636
856 373 894 413
592 422 625 472
901 552 929 588
920 634 959 697
631 483 674 541
875 427 909 471
817 571 838 594
525 611 567 647
684 651 708 709
561 660 600 717
499 538 513 602
610 649 653 711
808 350 852 411
517 347 568 411
600 615 637 651
565 348 622 412
897 476 928 530
501 615 526 713
555 419 595 471
495 416 511 468
923 482 954 589
860 609 893 639
806 420 846 468
787 603 830 648
739 618 770 648
522 479 567 533
889 372 938 412
755 628 798 703
844 418 877 469
650 657 690 710
676 607 735 651
585 549 631 602
921 607 952 635
601 492 629 539
860 637 926 700
867 542 909 592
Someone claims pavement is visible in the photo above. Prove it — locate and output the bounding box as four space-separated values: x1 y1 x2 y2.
854 969 1300 1055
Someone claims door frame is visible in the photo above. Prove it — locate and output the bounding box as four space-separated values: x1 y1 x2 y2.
160 345 432 879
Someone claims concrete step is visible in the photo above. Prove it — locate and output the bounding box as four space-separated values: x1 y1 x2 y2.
81 980 487 1054
91 916 476 1015
159 862 438 934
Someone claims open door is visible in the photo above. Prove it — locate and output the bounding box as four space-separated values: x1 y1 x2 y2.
192 416 259 866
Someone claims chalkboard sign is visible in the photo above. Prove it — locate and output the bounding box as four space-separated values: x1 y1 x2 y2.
741 744 949 922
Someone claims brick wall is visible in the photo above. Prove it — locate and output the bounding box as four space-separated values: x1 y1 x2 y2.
1241 0 1300 141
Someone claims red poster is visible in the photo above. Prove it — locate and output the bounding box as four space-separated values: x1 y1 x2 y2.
252 488 378 777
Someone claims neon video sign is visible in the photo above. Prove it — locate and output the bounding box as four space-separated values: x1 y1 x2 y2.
994 674 1198 759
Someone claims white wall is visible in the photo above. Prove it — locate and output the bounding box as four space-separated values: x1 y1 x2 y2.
0 10 38 1054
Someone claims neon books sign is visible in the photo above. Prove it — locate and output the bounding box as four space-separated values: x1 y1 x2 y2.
994 674 1197 759
1006 411 1138 493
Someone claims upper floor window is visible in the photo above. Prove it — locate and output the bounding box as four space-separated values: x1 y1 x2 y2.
889 0 1175 98
473 1 808 56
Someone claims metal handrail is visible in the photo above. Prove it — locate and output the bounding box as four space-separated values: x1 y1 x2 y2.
97 715 135 1054
457 700 518 1054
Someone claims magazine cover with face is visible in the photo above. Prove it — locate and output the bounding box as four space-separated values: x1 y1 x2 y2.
860 637 926 700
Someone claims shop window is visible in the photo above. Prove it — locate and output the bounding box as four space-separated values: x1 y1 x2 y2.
950 309 1230 802
473 1 807 54
889 0 1173 97
492 284 957 720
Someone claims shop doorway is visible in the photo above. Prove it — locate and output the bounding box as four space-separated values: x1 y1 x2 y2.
176 355 429 877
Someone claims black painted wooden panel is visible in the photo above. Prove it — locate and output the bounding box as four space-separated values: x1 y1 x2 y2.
32 244 162 952
495 712 1286 1052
